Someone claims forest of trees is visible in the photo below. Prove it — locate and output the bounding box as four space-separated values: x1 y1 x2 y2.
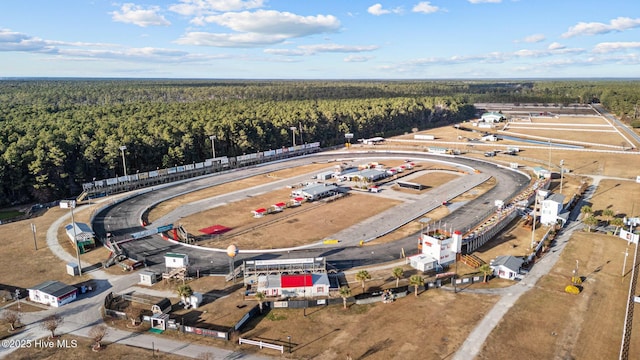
0 79 638 206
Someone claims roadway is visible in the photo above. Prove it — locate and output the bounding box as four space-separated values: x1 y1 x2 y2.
92 151 530 275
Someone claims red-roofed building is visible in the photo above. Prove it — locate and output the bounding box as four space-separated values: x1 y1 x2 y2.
252 208 267 218
288 197 304 207
281 274 312 288
256 273 329 298
270 202 287 213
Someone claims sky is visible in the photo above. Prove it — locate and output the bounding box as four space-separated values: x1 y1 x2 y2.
1 0 639 79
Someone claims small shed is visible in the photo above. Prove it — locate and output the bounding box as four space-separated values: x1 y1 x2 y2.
252 208 267 218
316 171 335 180
139 271 160 286
150 313 170 331
164 253 189 269
490 255 524 280
409 254 438 272
151 297 172 314
64 222 96 253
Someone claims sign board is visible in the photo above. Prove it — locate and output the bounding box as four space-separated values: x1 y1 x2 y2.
344 133 354 139
620 229 639 244
59 200 76 209
156 224 174 233
131 229 156 239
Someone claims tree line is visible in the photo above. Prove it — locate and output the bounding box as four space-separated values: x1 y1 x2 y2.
0 79 638 206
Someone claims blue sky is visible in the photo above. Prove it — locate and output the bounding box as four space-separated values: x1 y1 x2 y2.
1 0 639 79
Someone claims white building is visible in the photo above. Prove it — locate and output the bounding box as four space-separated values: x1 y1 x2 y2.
490 255 524 280
418 230 463 267
28 280 78 307
165 252 189 269
540 193 565 225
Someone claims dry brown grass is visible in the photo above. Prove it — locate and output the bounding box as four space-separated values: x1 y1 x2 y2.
4 334 190 360
181 191 401 250
478 232 640 360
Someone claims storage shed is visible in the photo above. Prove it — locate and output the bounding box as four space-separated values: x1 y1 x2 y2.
64 222 96 253
164 252 189 269
151 298 172 314
139 271 160 286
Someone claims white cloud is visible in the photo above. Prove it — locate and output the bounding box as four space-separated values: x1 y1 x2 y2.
169 0 264 16
178 10 341 48
367 4 402 16
344 55 373 62
468 0 502 4
264 43 379 56
199 10 340 37
593 42 640 53
412 2 440 14
111 3 170 27
548 42 565 50
176 31 289 47
562 17 640 38
519 34 545 43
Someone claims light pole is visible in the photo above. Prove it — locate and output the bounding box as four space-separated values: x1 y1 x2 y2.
31 223 37 250
560 159 564 195
290 126 297 147
548 139 552 170
531 191 538 251
60 200 82 276
209 135 216 159
287 335 291 353
119 145 128 178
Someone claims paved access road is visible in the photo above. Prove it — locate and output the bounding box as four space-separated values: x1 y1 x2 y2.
93 151 530 274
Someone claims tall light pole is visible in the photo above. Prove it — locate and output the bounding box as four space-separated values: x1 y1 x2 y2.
290 126 297 147
531 191 538 251
119 145 128 178
548 139 552 170
560 159 565 195
209 135 216 159
60 200 82 276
